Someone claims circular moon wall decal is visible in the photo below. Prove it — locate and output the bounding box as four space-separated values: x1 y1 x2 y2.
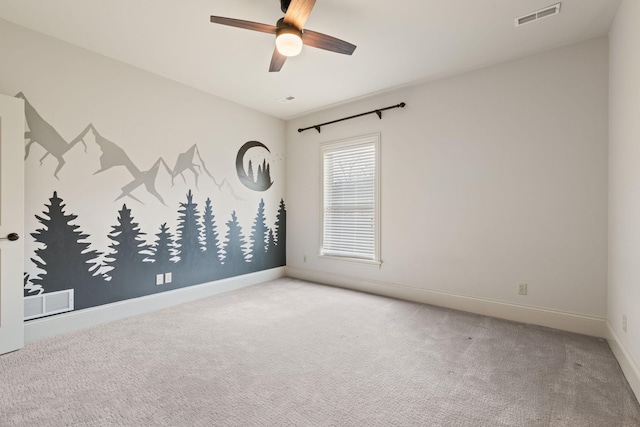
236 141 274 192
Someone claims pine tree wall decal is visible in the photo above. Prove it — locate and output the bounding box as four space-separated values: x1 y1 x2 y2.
265 227 278 268
222 210 248 274
30 191 104 308
176 190 204 269
201 198 222 266
274 198 287 267
249 199 268 270
152 222 177 267
105 204 151 287
266 228 276 258
23 273 43 297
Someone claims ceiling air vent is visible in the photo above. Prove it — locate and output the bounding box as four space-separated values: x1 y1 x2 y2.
278 96 296 103
516 3 561 27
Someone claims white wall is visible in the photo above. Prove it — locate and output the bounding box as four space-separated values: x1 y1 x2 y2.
608 0 640 397
286 38 609 335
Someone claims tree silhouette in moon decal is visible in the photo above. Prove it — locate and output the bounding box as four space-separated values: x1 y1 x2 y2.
236 141 273 191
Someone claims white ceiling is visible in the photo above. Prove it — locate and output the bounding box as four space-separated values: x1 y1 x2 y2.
0 0 621 120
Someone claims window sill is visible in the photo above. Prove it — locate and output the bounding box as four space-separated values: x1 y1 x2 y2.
318 254 382 269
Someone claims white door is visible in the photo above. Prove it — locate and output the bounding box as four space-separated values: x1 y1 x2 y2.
0 93 25 355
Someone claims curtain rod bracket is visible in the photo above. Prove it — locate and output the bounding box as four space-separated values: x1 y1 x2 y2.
298 102 406 133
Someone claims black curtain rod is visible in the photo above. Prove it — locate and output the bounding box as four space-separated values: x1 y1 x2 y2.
298 102 406 133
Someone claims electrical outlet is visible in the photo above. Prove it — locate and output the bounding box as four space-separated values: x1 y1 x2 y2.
623 314 628 333
518 283 528 295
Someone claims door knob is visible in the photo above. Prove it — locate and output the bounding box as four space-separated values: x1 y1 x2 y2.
1 233 19 241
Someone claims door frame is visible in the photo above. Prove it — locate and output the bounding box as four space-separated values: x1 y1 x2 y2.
0 93 25 355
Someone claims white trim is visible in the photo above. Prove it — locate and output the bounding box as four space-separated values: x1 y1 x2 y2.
607 322 640 401
25 267 285 343
285 266 608 338
318 254 382 268
0 94 25 356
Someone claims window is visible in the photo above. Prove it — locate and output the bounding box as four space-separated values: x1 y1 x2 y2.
321 134 380 264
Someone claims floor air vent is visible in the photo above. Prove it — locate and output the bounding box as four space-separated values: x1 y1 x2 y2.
24 289 74 320
516 3 561 27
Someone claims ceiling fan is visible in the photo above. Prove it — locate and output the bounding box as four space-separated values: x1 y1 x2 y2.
210 0 357 72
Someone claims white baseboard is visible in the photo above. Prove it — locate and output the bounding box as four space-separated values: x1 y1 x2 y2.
607 322 640 400
25 267 285 343
285 267 608 338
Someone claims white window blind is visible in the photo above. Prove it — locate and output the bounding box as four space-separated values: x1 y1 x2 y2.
322 135 379 261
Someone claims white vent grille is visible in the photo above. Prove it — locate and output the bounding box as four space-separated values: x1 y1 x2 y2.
278 96 296 103
24 289 74 320
516 3 561 26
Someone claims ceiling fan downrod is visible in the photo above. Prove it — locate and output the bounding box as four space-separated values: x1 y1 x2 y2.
280 0 292 13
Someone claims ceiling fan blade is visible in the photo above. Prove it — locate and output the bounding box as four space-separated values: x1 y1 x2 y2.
269 48 287 72
210 16 277 34
302 30 357 55
283 0 316 30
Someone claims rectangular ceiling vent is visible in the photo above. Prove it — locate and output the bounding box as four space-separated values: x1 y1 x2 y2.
516 3 561 27
24 289 74 320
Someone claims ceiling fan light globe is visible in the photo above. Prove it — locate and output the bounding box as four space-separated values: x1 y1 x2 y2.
276 32 303 57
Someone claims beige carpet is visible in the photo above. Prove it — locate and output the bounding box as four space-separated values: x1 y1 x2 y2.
1 277 639 426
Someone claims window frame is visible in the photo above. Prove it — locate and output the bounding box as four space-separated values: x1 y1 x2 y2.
319 133 381 266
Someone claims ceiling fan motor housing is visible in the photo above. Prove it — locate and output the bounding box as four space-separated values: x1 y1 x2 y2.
275 21 303 57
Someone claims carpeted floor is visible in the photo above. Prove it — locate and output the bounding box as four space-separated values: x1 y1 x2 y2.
1 277 639 426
